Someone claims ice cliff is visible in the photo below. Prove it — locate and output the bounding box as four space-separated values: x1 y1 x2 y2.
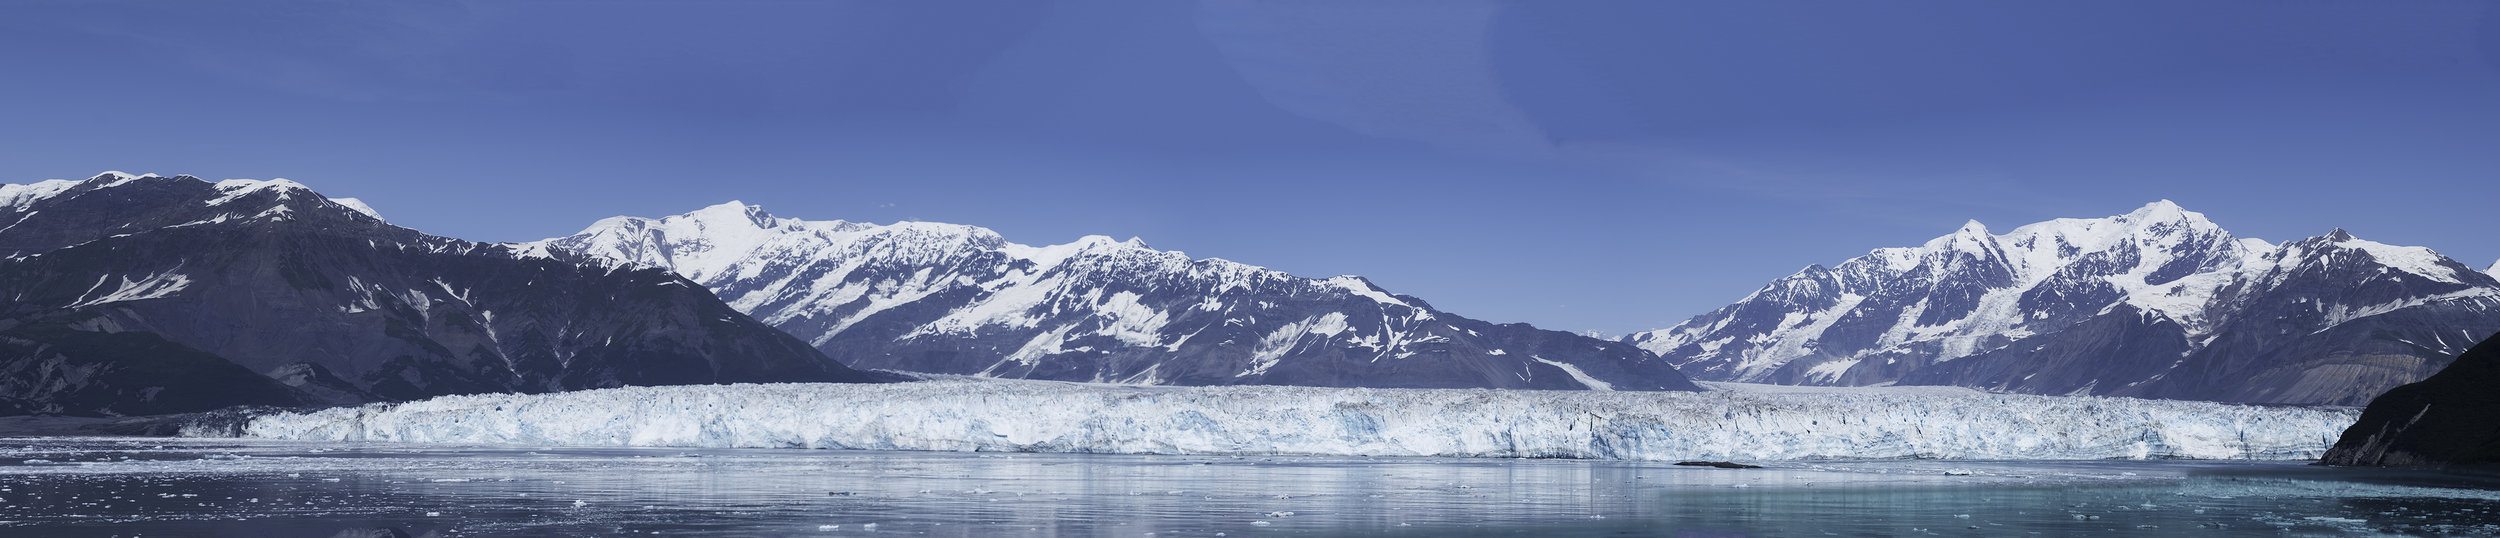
226 380 2355 461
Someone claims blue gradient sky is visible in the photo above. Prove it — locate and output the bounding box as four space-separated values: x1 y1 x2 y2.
5 1 2498 335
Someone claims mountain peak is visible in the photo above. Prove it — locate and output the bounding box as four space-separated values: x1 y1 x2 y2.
2119 199 2224 232
89 171 162 182
1923 219 1997 253
1324 275 1411 307
2126 200 2183 222
683 200 779 229
212 177 310 193
2325 228 2355 242
2130 199 2185 216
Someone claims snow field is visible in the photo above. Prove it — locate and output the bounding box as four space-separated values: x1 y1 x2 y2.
227 379 2357 461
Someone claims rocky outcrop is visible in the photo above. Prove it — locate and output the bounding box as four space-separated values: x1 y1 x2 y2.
2320 332 2500 466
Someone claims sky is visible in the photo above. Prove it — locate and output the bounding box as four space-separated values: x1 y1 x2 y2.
5 0 2499 336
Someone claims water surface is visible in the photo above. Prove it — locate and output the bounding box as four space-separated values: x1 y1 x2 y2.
4 437 2497 536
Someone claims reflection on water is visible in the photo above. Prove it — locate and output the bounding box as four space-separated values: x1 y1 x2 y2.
3 437 2497 536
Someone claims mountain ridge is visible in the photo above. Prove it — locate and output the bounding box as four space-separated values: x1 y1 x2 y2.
1627 201 2500 405
0 173 870 416
537 201 1697 391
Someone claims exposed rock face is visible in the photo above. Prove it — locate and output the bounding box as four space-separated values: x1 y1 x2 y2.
0 173 870 416
0 317 306 417
537 202 1696 391
1629 201 2500 405
2321 332 2500 466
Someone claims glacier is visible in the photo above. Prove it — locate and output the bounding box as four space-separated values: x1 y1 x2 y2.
227 379 2357 461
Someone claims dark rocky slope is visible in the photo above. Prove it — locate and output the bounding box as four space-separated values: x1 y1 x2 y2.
2321 331 2500 466
0 173 870 416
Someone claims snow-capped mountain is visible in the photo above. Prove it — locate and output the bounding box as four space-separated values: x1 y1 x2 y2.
0 173 869 416
537 202 1694 391
1628 201 2500 405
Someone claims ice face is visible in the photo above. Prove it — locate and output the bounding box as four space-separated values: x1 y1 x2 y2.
226 379 2357 461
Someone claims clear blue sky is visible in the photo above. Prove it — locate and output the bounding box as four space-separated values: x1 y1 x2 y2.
6 1 2498 335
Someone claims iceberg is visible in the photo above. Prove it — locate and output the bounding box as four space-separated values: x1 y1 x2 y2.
225 379 2357 461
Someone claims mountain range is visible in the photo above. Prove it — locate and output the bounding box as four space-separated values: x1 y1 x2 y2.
533 202 1696 391
1626 201 2500 405
6 172 2489 416
0 173 867 416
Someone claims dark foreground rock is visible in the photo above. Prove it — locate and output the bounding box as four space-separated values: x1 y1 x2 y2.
2320 332 2500 466
0 405 284 437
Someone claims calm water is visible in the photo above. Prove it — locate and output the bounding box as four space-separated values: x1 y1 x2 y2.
4 437 2498 537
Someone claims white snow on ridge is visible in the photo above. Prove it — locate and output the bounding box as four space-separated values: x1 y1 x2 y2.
2328 234 2471 284
537 201 1419 355
1635 199 2500 393
1636 200 2253 374
329 197 384 221
207 178 311 206
230 380 2357 461
1 179 80 211
6 173 390 226
1327 276 1409 307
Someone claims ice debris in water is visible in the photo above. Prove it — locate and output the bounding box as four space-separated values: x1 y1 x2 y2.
223 379 2358 461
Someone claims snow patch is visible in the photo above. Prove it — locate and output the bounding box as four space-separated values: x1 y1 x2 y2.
329 198 384 221
1530 357 1613 391
207 178 310 206
1801 358 1860 384
1326 276 1408 308
69 269 192 308
0 180 79 211
2331 235 2470 284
